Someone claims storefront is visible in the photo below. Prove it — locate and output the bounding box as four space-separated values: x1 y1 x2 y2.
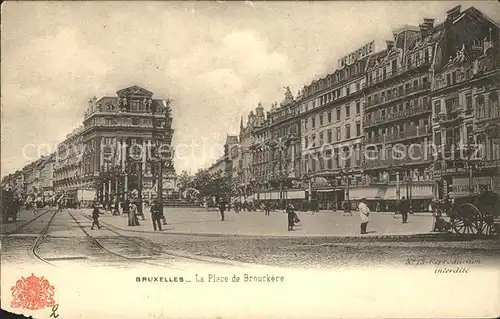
451 176 492 198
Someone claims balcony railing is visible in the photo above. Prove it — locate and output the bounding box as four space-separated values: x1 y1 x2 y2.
432 111 465 124
366 127 431 144
364 103 431 127
366 58 431 87
363 156 432 170
365 82 431 109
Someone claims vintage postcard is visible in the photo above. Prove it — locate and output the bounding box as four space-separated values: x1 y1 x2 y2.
1 1 499 318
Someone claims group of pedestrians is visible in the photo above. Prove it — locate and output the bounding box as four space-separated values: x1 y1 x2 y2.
90 199 167 231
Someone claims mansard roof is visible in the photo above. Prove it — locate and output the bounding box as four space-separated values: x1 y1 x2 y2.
366 49 388 70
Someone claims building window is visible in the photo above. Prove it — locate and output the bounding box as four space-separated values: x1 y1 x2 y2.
336 108 341 121
345 124 351 139
336 127 341 141
434 101 441 115
312 117 316 128
355 145 361 166
327 129 332 143
327 111 332 123
319 131 324 145
345 104 350 118
356 122 361 136
356 82 360 91
132 118 138 125
356 101 361 114
435 131 441 146
346 86 350 96
319 114 324 126
311 134 316 147
466 94 472 113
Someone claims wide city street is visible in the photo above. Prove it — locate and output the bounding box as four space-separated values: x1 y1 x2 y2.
2 207 499 269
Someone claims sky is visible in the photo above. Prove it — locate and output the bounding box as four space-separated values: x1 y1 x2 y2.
1 1 499 176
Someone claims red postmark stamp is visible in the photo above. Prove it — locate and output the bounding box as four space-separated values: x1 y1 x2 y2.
11 274 56 310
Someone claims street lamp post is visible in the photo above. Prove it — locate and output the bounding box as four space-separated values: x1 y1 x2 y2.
339 168 352 203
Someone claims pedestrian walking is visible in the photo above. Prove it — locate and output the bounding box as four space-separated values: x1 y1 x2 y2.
218 199 226 221
33 202 38 216
121 198 130 217
128 201 140 226
286 204 296 231
400 196 409 224
358 198 370 234
150 200 162 231
112 200 120 216
90 204 102 230
264 202 270 216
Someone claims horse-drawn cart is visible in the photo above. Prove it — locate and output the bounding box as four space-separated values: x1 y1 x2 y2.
449 191 500 237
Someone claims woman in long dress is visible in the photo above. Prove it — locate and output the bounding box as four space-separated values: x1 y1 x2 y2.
128 202 140 226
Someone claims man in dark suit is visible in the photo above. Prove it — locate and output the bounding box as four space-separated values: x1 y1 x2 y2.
122 198 130 216
400 196 409 224
90 203 102 230
150 200 162 231
218 199 226 221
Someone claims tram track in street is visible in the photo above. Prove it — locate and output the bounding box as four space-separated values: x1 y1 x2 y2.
2 208 55 236
29 210 59 266
77 212 252 269
67 210 185 269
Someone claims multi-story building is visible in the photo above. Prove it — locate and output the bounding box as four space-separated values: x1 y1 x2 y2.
431 5 500 199
362 21 437 210
53 126 85 202
235 112 256 200
299 45 370 209
207 135 238 176
38 153 55 198
22 160 42 199
78 85 175 206
248 89 302 207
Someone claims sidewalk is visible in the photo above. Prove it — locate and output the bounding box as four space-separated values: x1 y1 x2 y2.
79 207 436 238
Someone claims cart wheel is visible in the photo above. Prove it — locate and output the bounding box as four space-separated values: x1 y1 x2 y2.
451 204 482 235
480 214 499 237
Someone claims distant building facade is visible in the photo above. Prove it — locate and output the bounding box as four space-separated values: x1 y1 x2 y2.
299 51 368 208
431 6 500 199
80 85 175 205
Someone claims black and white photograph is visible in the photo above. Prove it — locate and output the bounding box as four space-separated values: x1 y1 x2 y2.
1 1 499 318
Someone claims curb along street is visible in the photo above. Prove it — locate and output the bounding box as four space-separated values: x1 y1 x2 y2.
80 212 486 243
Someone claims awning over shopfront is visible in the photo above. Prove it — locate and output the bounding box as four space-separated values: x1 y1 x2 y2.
349 185 433 200
317 188 340 193
259 192 280 200
286 190 306 199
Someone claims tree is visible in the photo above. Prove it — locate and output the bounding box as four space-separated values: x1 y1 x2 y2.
191 169 230 200
177 170 193 193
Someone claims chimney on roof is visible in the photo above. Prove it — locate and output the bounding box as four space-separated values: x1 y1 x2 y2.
446 5 461 21
386 40 394 51
419 23 429 41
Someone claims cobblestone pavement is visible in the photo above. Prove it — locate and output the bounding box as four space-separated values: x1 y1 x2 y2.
2 208 498 269
91 207 435 237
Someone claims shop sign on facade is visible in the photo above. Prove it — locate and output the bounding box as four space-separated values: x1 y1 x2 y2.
452 177 492 197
